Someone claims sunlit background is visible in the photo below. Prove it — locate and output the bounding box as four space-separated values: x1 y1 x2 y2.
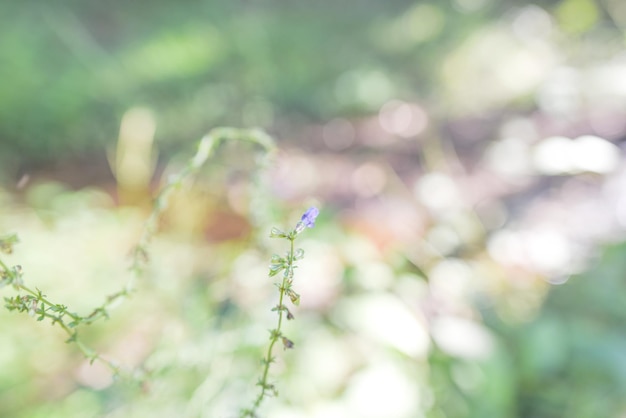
2 0 626 417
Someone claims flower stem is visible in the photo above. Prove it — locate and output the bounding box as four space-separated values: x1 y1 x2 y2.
242 236 295 417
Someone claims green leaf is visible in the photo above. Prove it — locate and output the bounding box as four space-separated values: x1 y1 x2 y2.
0 234 19 254
269 263 285 277
270 254 284 263
286 289 300 306
269 227 287 238
50 304 67 313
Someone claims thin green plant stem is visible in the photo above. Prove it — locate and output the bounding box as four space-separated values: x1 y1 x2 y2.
250 236 294 412
89 127 276 321
0 257 12 275
0 255 122 375
241 207 319 418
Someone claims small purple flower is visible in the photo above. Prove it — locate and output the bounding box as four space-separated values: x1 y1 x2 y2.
300 207 319 228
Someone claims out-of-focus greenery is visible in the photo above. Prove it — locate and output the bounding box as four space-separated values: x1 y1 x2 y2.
4 178 626 417
3 0 626 417
2 0 620 167
430 242 626 417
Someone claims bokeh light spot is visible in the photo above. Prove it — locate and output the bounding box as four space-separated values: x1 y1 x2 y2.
512 5 553 41
415 173 461 211
431 317 495 359
572 135 620 174
378 100 428 138
533 135 620 175
484 137 532 178
345 363 420 418
335 70 395 109
532 135 574 174
556 0 600 34
352 162 387 197
453 0 490 13
400 3 445 44
341 294 430 358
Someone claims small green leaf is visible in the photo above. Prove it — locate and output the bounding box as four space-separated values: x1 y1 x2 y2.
270 304 286 313
269 227 287 238
0 234 19 254
269 328 282 339
268 263 285 277
283 267 295 279
286 289 300 306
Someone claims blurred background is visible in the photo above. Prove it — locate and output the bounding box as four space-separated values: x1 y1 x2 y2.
2 0 626 417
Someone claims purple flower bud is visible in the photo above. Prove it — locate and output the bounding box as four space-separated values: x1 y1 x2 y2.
281 337 295 350
300 207 319 228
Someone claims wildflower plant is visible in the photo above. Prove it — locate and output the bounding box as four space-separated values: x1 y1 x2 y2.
241 207 319 418
0 127 276 380
0 127 321 416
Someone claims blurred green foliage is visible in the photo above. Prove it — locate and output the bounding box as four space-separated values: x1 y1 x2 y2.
2 0 626 417
0 0 589 167
428 242 626 417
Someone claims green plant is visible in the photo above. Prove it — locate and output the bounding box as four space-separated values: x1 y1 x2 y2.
0 127 276 380
240 207 319 418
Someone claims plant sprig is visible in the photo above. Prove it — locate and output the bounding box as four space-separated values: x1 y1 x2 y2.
0 127 276 378
241 207 319 418
0 235 121 373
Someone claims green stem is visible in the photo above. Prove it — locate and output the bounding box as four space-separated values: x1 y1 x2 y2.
244 237 295 417
1 256 121 374
17 284 81 321
0 258 10 274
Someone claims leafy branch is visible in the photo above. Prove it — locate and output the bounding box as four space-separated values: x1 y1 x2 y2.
0 236 121 373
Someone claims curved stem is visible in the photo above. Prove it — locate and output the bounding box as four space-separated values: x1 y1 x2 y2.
1 128 277 382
